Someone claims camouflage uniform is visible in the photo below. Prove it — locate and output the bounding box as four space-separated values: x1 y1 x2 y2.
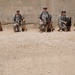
39 11 52 31
58 15 63 30
13 14 22 32
58 15 67 31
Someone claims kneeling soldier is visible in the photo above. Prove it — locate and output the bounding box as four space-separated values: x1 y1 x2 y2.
13 10 23 32
58 11 67 31
39 7 53 32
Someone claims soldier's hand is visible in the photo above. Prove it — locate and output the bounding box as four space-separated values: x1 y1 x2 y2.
63 21 67 24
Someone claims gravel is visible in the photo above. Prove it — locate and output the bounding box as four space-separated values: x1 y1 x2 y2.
0 24 75 75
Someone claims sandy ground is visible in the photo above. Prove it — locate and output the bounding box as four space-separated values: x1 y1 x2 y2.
0 24 75 75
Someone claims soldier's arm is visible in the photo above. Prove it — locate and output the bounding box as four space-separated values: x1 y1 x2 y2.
61 20 67 24
13 16 16 23
39 12 43 20
58 16 66 24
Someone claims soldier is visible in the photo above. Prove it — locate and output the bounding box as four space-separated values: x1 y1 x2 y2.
58 11 67 31
39 7 53 32
61 11 71 31
13 10 23 32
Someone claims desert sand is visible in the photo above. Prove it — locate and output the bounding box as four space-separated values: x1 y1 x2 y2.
0 24 75 75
